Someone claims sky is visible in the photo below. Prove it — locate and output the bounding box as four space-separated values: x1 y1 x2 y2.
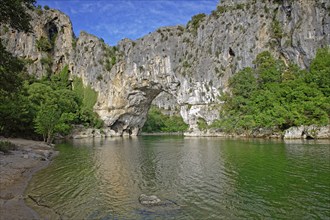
37 0 219 45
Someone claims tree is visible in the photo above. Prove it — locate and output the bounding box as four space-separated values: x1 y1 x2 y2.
30 86 78 143
309 47 330 97
214 50 329 134
0 0 36 32
0 43 25 95
0 0 36 94
0 0 36 136
142 106 188 133
34 101 76 144
34 102 60 143
27 67 81 142
253 51 284 84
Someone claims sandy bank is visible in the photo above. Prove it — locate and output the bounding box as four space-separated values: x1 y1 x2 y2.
0 138 58 220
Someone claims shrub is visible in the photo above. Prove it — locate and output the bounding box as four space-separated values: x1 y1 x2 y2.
187 13 206 35
177 26 185 32
271 20 283 40
3 25 9 33
197 117 208 131
97 74 103 81
36 36 52 52
40 55 52 66
72 38 77 49
142 106 188 133
236 4 245 10
0 141 17 153
213 49 330 133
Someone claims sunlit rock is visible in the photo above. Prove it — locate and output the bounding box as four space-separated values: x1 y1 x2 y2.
1 0 329 136
139 194 162 206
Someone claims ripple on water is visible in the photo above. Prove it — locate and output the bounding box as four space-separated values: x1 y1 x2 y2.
25 137 330 219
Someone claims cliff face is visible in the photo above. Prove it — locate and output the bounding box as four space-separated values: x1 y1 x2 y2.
0 9 74 78
1 0 329 136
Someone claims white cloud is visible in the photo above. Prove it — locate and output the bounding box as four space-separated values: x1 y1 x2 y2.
38 0 218 45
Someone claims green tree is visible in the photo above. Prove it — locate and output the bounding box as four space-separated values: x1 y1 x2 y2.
0 87 35 136
0 0 35 32
0 37 32 136
308 47 330 96
0 0 36 136
72 77 103 128
0 43 25 95
254 51 284 84
34 101 76 144
36 36 52 52
29 82 79 143
142 106 188 133
214 50 329 135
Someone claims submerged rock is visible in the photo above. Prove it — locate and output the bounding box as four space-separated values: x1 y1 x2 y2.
139 194 162 206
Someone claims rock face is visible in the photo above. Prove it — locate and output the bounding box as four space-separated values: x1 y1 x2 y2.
1 0 329 136
284 125 330 139
0 9 74 78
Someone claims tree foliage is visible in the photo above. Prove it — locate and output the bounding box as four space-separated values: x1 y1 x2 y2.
72 77 103 128
26 66 102 143
0 0 35 32
0 62 102 142
142 106 188 133
36 36 52 52
0 43 25 95
213 48 330 134
0 0 36 136
187 13 206 35
26 67 77 143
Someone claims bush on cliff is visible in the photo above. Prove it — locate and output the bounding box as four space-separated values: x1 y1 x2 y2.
212 48 330 134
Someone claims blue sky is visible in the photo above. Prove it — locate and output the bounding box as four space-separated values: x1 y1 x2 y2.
37 0 219 45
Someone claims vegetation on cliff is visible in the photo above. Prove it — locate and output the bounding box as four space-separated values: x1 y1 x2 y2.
0 0 35 137
212 48 330 134
142 106 188 133
0 0 102 142
0 0 36 32
0 64 102 142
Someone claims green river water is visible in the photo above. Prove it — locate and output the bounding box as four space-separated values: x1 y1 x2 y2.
25 136 330 219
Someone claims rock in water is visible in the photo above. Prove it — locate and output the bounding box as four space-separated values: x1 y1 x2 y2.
139 194 162 206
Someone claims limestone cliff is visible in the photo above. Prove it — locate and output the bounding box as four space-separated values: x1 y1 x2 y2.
1 0 329 136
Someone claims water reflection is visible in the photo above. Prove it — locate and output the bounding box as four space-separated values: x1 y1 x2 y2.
26 137 330 219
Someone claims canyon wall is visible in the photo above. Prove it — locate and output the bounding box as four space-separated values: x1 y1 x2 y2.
1 0 329 135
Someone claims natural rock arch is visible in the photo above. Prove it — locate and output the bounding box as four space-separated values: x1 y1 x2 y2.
94 56 181 136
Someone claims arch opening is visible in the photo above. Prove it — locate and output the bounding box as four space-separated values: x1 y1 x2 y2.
141 92 188 134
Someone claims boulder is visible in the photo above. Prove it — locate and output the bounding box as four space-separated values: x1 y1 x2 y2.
138 194 162 206
284 125 330 139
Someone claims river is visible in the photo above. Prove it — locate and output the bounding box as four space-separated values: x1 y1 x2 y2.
25 136 330 219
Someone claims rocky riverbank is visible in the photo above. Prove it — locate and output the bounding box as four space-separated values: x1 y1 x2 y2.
0 138 58 220
184 125 330 139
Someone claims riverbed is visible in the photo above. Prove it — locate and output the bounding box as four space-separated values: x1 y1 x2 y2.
25 136 330 219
